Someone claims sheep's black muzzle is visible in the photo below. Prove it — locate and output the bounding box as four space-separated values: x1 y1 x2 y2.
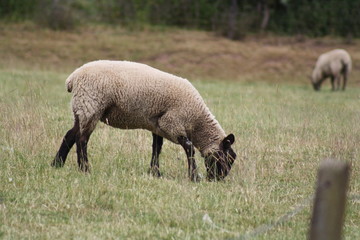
312 82 321 91
205 148 236 181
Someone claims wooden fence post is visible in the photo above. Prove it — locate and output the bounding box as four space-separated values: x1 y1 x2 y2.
309 159 350 240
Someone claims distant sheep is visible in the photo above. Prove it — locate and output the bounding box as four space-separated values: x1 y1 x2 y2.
311 49 352 91
52 60 236 181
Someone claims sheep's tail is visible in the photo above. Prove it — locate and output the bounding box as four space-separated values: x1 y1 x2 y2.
65 74 74 93
341 59 351 77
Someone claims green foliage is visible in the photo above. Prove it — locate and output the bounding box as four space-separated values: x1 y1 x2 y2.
0 0 40 21
0 0 360 36
270 0 360 37
35 0 76 30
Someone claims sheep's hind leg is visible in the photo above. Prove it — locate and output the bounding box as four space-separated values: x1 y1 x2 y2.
52 118 80 168
76 129 93 172
148 133 163 177
342 74 347 91
76 116 99 173
177 136 201 182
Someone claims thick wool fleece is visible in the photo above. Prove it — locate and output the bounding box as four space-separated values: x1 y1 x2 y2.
312 49 352 82
66 60 226 156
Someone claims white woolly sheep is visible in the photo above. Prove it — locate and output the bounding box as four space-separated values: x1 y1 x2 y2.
311 49 352 91
52 60 236 181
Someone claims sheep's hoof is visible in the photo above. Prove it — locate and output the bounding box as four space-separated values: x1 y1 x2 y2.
191 173 202 182
51 156 64 168
148 167 161 178
78 162 90 173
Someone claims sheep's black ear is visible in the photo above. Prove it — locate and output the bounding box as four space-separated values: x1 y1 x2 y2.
222 134 235 149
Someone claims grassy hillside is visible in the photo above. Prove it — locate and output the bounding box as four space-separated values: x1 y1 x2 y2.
0 24 359 239
1 22 360 86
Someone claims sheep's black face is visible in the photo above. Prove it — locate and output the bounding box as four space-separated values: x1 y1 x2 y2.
312 81 321 91
205 134 236 181
310 76 323 91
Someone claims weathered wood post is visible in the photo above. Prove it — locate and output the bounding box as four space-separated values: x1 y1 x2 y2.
309 159 350 240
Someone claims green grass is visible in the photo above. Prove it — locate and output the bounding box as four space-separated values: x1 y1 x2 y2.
0 68 359 239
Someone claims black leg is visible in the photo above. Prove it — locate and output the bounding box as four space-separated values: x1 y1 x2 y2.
149 133 163 177
336 76 341 90
76 131 91 172
52 119 79 168
330 76 335 91
177 136 200 182
343 74 347 91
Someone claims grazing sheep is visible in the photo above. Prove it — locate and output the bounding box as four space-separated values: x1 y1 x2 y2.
52 60 236 181
311 49 352 91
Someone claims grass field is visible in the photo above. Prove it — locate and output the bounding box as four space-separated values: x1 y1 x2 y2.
1 24 360 239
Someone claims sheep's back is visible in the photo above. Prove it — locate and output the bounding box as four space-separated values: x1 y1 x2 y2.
313 49 351 79
67 60 210 131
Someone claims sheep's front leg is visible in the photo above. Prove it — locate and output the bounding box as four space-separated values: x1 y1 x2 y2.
177 136 200 182
149 133 163 177
335 75 342 90
330 76 336 91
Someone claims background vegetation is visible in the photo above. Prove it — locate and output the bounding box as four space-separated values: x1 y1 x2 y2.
1 0 360 38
